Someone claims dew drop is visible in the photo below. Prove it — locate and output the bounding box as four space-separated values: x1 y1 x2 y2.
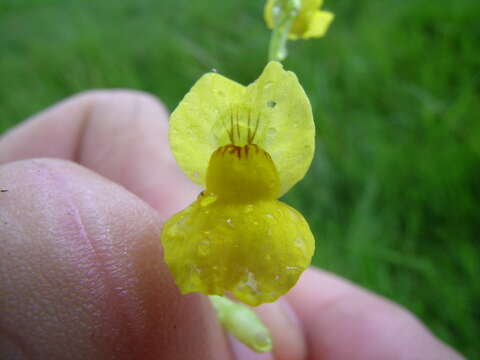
267 127 277 137
244 204 254 213
294 237 305 249
200 194 218 207
197 240 210 256
286 266 300 272
266 100 277 108
288 208 300 220
245 271 259 293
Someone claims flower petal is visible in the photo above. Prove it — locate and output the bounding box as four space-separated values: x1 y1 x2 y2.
161 198 315 306
301 0 324 12
169 62 314 194
169 72 246 186
243 62 315 195
263 0 275 29
301 10 334 39
264 0 323 31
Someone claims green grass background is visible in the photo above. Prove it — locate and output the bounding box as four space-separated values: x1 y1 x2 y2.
1 0 479 357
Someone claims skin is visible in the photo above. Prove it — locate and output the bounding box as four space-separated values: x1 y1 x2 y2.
0 90 464 360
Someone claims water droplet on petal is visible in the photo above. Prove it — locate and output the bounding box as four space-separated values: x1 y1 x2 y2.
245 271 259 293
294 237 305 249
198 240 210 256
266 100 277 108
267 127 277 138
244 204 254 213
200 194 218 207
285 266 301 272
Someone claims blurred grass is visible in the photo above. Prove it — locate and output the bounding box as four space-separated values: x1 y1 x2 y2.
1 0 479 357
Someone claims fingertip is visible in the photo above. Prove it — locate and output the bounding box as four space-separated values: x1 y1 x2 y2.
0 158 230 359
287 268 465 360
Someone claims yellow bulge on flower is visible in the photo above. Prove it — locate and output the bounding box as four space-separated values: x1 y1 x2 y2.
163 61 316 306
264 0 334 40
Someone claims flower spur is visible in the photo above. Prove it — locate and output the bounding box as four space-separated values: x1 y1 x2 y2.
162 61 315 306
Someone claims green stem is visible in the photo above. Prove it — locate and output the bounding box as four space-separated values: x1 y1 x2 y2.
268 23 290 61
209 295 272 353
268 0 300 62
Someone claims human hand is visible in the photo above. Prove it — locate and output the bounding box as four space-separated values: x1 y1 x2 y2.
0 91 463 360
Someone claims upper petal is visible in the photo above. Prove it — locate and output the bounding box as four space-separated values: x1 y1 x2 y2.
264 0 323 30
169 72 246 186
301 10 334 39
243 61 315 195
169 63 314 194
300 0 324 13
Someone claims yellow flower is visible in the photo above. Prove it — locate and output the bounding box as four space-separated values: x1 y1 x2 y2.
264 0 334 40
162 61 315 306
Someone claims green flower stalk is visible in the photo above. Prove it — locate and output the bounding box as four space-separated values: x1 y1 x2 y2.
265 0 335 61
266 0 301 61
210 296 272 353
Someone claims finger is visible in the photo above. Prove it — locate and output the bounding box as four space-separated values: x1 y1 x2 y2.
253 298 306 360
228 296 306 360
0 90 200 218
287 268 464 360
0 158 232 360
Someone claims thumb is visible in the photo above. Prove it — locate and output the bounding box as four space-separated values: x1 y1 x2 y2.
0 158 232 360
